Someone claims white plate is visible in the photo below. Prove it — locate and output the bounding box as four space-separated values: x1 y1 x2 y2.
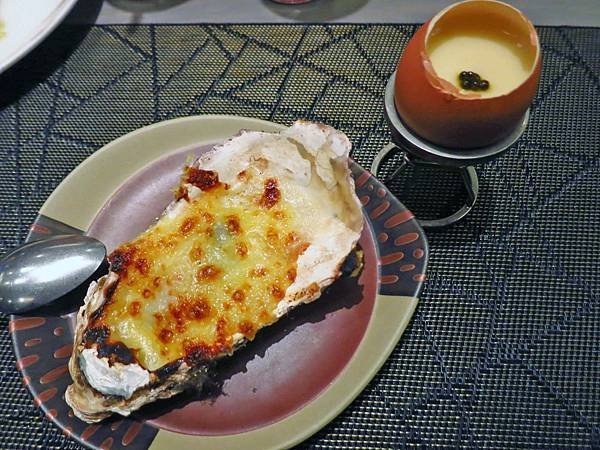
0 0 78 74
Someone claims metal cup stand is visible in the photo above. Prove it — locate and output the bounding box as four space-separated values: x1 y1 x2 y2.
371 71 530 229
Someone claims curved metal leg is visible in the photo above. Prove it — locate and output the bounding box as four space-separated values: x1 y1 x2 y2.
418 166 478 229
370 143 479 229
371 142 407 182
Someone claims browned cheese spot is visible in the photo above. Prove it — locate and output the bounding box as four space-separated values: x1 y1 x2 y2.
169 302 185 326
250 266 267 278
235 242 248 258
266 227 279 242
184 340 227 362
232 289 245 303
287 268 297 282
238 321 254 336
186 167 220 191
189 244 203 261
134 258 150 275
270 284 285 300
226 215 241 234
108 247 136 275
215 318 228 344
188 298 211 320
259 178 280 209
179 217 198 235
128 301 141 317
196 264 222 282
159 328 173 344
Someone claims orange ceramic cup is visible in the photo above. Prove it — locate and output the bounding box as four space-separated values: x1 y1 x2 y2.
394 0 541 149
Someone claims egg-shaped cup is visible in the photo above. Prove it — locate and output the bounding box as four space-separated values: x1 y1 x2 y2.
394 0 541 149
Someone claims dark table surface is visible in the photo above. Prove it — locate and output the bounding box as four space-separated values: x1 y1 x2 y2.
0 20 599 449
94 0 600 26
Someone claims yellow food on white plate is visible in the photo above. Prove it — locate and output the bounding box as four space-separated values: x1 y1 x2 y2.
65 120 364 423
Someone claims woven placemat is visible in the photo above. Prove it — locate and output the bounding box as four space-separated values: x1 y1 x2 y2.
0 24 599 449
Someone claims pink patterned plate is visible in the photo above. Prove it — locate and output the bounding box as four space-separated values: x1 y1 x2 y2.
10 115 428 450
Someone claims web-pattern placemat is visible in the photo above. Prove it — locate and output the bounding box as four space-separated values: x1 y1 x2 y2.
0 24 598 449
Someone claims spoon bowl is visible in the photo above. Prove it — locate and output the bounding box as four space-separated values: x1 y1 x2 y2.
0 234 106 314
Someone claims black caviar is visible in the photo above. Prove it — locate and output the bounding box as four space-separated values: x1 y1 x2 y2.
459 71 490 91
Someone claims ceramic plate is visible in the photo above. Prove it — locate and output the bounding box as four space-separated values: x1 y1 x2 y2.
0 0 78 74
10 115 428 450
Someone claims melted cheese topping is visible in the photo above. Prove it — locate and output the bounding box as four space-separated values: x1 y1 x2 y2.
88 168 305 371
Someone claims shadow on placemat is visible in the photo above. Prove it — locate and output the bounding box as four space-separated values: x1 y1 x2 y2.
0 0 102 108
377 151 471 231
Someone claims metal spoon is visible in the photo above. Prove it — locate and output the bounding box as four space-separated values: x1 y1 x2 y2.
0 235 106 314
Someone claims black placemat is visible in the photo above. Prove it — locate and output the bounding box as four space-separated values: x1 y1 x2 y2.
0 24 599 449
